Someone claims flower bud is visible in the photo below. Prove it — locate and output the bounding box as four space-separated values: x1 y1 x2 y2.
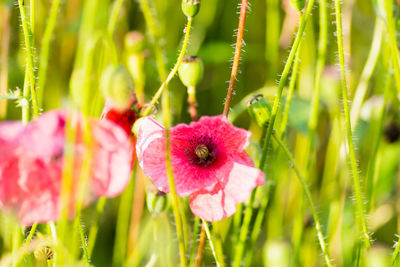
181 0 201 18
178 56 204 88
34 246 53 261
100 65 134 111
146 191 167 215
247 94 272 127
124 31 145 54
289 0 305 12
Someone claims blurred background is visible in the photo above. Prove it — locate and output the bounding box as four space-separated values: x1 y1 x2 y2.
1 0 400 266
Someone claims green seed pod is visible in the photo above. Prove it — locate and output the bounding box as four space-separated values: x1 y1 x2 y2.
289 0 305 12
34 246 54 261
146 191 167 215
124 31 145 54
100 65 134 111
247 94 272 127
178 56 204 88
181 0 201 18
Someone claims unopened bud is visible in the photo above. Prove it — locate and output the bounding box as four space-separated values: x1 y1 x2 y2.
247 94 272 127
100 65 134 111
289 0 305 12
178 56 204 88
124 31 145 54
34 246 53 261
146 191 167 215
181 0 201 18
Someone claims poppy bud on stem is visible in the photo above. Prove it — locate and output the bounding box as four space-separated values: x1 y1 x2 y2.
178 55 204 121
125 31 146 106
181 0 201 18
247 94 272 127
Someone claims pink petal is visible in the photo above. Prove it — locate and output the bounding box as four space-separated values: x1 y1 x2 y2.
189 162 264 221
90 118 133 197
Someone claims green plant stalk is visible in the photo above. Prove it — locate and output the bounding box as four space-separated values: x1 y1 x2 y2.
367 79 390 213
243 184 272 267
22 70 30 124
272 133 332 266
350 18 383 128
87 196 106 256
142 18 192 117
37 0 62 108
202 220 220 267
30 0 35 35
17 0 39 119
279 30 302 138
107 0 125 35
112 168 136 266
261 0 315 173
0 6 10 119
265 0 280 78
137 0 167 79
385 0 400 95
24 223 38 245
233 1 316 265
189 216 200 266
78 221 92 267
334 0 371 248
165 130 187 267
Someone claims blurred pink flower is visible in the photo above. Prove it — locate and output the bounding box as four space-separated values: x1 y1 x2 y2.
101 99 138 167
136 115 264 221
0 110 132 226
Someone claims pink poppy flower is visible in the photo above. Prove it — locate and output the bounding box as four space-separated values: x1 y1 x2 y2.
0 110 132 226
136 115 265 221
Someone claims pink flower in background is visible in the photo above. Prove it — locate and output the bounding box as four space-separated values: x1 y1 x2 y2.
136 115 264 221
0 110 132 226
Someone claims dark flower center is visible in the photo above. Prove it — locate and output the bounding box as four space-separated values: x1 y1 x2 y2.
185 135 216 167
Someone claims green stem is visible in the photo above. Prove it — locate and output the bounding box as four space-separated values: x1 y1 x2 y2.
202 220 220 267
142 17 192 117
233 2 316 265
87 197 106 256
189 217 200 266
112 167 136 266
17 0 39 119
24 222 38 245
107 0 125 35
279 21 303 138
37 0 62 108
272 133 332 266
350 18 383 128
165 129 187 267
260 0 315 172
334 0 371 248
78 220 92 266
30 0 35 35
385 0 400 95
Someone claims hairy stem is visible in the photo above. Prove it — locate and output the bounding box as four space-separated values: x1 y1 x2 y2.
334 0 371 248
223 0 248 116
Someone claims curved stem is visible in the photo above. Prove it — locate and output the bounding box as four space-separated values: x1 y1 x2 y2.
78 220 92 267
223 0 249 116
142 18 192 117
350 18 383 129
279 26 302 138
272 133 333 266
334 0 371 248
202 220 220 267
18 0 39 119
